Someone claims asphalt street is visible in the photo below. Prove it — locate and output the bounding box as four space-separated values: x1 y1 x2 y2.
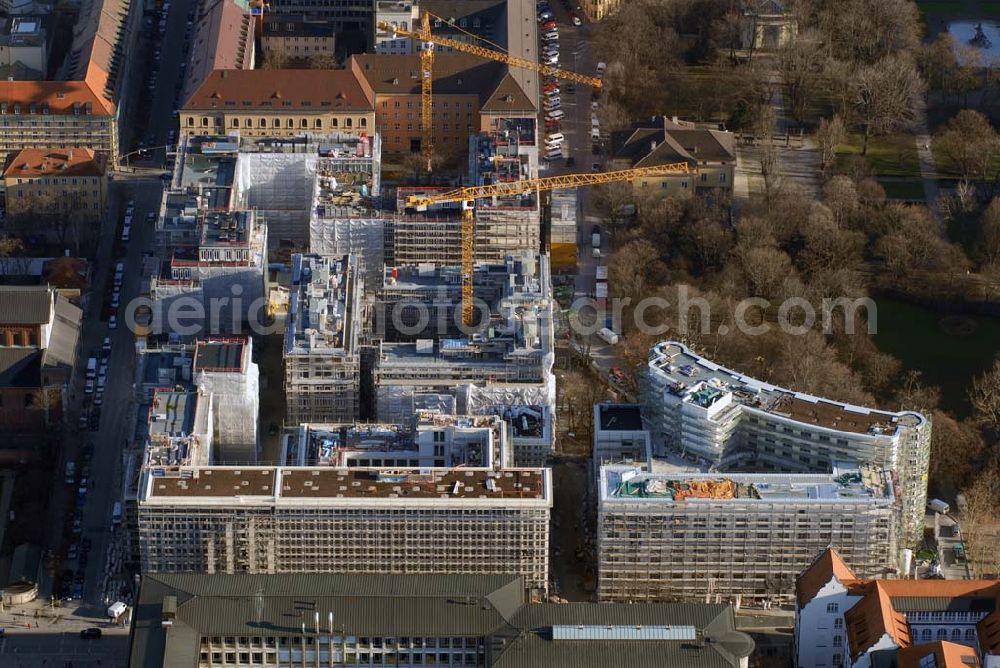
35 0 195 638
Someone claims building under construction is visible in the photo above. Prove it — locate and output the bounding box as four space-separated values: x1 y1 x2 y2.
643 341 932 549
284 253 363 424
283 411 514 470
372 252 555 464
597 462 899 604
137 465 551 596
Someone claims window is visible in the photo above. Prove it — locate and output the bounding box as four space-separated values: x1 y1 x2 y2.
201 117 209 127
951 628 962 642
833 619 843 629
259 118 267 127
361 117 367 127
315 119 322 128
245 118 252 127
826 603 839 613
287 119 293 128
346 118 353 127
921 629 932 642
187 117 194 127
966 628 977 642
919 655 938 668
232 119 239 127
833 635 842 647
937 629 947 640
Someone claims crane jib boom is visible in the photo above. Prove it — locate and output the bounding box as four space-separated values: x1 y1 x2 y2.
377 20 603 89
404 163 691 209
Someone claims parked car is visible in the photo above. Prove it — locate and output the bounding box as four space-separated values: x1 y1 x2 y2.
80 628 102 640
109 315 117 330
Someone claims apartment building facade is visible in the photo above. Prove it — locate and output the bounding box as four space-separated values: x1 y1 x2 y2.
643 341 932 549
597 464 899 603
0 0 143 163
610 117 736 199
284 254 362 424
136 466 552 595
2 148 108 232
351 54 535 157
181 66 375 139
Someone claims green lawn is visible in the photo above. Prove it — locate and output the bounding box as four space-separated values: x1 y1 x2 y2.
836 133 922 178
878 179 927 201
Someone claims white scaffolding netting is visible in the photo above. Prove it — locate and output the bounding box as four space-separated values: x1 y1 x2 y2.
234 152 317 248
194 360 260 464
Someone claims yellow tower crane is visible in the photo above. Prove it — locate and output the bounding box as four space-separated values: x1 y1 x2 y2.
378 12 604 172
405 162 691 326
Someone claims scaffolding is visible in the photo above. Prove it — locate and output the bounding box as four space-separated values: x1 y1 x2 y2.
596 465 900 604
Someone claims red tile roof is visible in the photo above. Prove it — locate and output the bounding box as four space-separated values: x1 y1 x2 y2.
183 68 374 111
846 582 911 661
0 80 114 116
3 148 107 178
897 641 979 668
796 548 858 607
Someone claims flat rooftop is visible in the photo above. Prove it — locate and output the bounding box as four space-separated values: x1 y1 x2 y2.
286 254 357 355
149 391 196 436
649 342 925 436
144 467 548 501
601 463 894 505
200 210 251 246
193 338 245 372
598 404 643 431
176 135 237 209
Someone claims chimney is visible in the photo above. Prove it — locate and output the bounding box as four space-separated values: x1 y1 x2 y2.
67 149 73 160
671 115 678 124
650 141 657 152
221 70 228 78
161 595 177 628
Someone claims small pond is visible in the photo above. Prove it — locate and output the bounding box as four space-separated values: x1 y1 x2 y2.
946 20 1000 63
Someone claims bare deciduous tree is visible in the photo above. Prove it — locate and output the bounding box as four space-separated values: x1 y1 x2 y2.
934 109 1000 184
815 115 846 175
851 56 924 155
969 360 1000 431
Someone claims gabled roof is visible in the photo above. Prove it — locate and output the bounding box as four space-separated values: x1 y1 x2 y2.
0 80 114 116
612 116 736 169
845 582 911 661
978 610 1000 655
497 603 754 668
183 68 375 111
3 148 107 178
183 0 254 103
351 53 514 104
130 574 754 668
896 641 979 668
481 72 535 113
0 285 52 325
0 348 41 387
796 548 857 607
64 0 133 111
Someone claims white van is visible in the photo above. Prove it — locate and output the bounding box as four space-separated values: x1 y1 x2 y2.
546 109 564 120
547 132 565 143
544 150 563 161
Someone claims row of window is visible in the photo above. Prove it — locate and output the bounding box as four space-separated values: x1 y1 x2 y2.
189 116 367 129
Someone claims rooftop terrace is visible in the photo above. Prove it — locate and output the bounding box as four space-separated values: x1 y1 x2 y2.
286 254 358 355
143 467 549 502
601 463 895 506
649 341 925 436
